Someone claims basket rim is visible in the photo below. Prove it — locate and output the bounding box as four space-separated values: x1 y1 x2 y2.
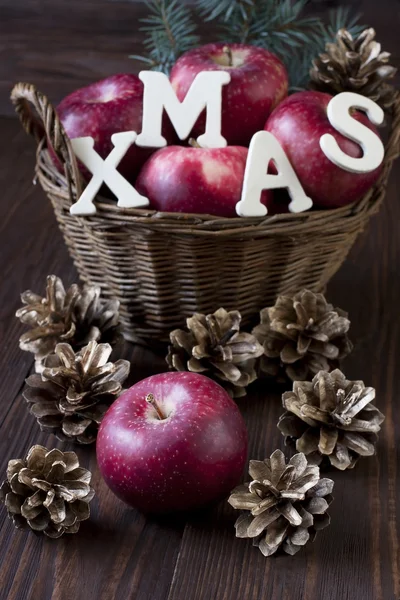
35 138 388 237
12 80 400 235
38 93 400 235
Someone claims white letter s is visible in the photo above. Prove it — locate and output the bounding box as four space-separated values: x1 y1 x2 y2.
320 92 384 174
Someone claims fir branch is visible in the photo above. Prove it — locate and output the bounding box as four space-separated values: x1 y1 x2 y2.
223 2 257 43
287 6 364 90
131 0 364 90
130 0 200 73
200 0 322 56
196 0 364 88
197 0 256 23
245 0 322 57
324 6 364 41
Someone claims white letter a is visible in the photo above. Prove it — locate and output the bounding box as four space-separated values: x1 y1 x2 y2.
236 131 313 217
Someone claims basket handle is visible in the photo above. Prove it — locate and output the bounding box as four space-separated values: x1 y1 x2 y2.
10 82 82 199
385 92 400 165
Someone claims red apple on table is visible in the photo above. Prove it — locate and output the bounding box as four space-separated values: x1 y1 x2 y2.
265 91 383 208
56 74 174 184
170 42 288 146
136 143 273 217
96 372 248 514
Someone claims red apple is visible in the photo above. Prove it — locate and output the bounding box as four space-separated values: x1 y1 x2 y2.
96 372 248 514
56 74 174 184
265 91 383 208
170 42 288 146
136 144 273 217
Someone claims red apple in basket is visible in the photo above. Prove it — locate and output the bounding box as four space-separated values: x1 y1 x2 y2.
136 143 273 217
265 91 383 208
56 74 174 183
96 372 248 514
170 42 288 146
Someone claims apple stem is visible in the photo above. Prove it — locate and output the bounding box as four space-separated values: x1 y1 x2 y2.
223 45 233 67
146 394 166 420
188 138 202 148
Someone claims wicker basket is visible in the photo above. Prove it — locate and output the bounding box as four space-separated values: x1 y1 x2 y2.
11 82 400 344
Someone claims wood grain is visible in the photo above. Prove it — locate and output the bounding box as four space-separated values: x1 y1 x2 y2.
1 0 399 117
1 1 400 598
1 113 399 599
0 120 185 600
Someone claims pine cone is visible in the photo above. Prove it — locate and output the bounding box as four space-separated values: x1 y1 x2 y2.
0 445 94 538
166 308 264 398
74 283 121 348
16 275 121 372
253 289 352 382
278 369 385 470
23 341 130 444
310 28 398 110
229 450 333 557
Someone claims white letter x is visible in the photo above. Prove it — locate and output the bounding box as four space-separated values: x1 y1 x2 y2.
70 132 149 216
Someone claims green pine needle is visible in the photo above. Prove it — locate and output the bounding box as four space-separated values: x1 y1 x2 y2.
131 0 365 87
325 5 364 40
287 6 365 90
130 0 200 73
197 0 256 22
243 0 322 53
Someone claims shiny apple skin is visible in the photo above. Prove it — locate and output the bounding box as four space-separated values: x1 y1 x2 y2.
265 91 383 208
96 372 248 514
56 74 174 183
170 42 288 146
136 144 272 217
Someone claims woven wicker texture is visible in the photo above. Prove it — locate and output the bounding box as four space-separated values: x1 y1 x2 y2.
10 82 400 344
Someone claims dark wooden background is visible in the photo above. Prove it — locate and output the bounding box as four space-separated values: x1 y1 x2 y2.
1 0 399 117
1 1 400 599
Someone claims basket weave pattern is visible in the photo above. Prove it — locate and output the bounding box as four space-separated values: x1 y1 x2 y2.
11 83 400 343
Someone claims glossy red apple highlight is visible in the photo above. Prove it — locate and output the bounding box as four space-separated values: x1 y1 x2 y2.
57 74 173 183
136 143 272 217
265 91 383 208
96 372 248 513
170 42 288 146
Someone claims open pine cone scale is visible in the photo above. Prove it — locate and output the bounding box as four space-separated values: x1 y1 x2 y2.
0 446 94 538
254 290 352 382
16 275 122 373
167 308 263 397
278 370 385 470
229 450 333 556
189 311 241 359
17 278 79 358
310 28 397 110
23 341 130 444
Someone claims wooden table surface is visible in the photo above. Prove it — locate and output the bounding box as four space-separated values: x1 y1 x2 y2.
1 2 400 599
